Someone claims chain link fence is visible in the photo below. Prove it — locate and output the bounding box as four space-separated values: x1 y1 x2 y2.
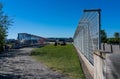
73 9 101 65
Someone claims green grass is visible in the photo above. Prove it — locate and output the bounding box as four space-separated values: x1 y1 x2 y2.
31 44 85 79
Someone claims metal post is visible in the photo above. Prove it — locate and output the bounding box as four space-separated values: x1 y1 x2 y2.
98 10 101 50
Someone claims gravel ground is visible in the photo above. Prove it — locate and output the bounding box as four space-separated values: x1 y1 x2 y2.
0 47 67 79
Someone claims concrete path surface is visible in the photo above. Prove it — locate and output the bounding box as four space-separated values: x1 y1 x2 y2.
106 53 120 79
0 47 67 79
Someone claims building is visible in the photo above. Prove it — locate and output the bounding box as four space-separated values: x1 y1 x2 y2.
17 33 46 45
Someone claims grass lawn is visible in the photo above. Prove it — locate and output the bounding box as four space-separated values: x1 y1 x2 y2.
31 44 85 79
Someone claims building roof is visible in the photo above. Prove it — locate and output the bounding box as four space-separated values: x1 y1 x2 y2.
18 33 46 39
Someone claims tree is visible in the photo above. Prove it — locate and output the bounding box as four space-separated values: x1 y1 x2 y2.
114 32 120 38
107 32 120 44
0 3 12 52
114 32 120 44
100 30 107 43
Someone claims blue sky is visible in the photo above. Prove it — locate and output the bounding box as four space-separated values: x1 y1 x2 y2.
0 0 120 39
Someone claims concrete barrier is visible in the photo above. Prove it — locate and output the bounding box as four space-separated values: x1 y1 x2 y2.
93 50 109 79
74 44 120 79
101 44 120 54
74 45 94 79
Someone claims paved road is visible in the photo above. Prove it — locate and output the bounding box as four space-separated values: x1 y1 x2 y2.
0 47 67 79
106 53 120 79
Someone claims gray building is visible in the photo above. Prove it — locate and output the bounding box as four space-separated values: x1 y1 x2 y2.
18 33 46 45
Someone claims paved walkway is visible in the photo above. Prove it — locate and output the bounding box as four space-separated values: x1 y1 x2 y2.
106 53 120 79
0 47 67 79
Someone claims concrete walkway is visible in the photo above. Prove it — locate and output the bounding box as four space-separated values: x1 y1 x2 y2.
0 47 67 79
106 53 120 79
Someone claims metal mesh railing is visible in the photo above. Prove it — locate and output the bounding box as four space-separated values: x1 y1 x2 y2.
73 9 101 65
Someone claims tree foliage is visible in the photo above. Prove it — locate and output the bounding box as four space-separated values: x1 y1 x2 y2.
100 30 107 43
114 32 120 38
0 3 12 52
107 32 120 44
100 30 120 44
107 38 120 44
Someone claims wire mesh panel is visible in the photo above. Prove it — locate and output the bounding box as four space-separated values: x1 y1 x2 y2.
73 9 101 65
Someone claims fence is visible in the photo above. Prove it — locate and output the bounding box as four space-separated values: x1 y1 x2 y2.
73 9 101 79
73 9 101 65
73 9 120 79
73 10 120 79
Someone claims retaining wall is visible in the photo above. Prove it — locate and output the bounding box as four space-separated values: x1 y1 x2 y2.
74 44 120 79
